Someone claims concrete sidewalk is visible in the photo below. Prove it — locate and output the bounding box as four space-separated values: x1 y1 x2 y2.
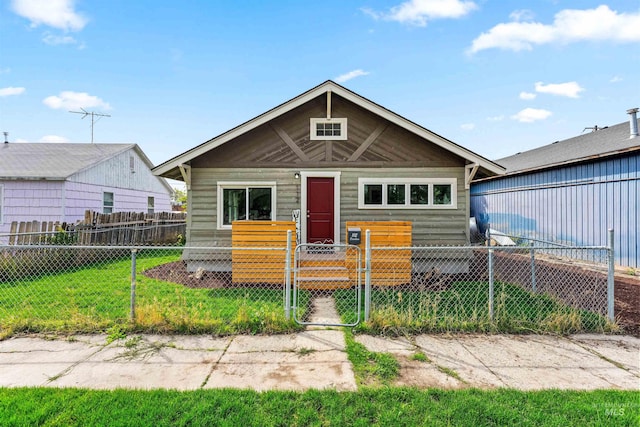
0 331 637 391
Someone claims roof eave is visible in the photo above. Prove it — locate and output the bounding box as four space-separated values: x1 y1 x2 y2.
152 80 505 178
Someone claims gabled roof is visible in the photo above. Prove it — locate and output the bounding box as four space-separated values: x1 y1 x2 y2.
0 143 155 180
152 80 505 179
495 118 640 175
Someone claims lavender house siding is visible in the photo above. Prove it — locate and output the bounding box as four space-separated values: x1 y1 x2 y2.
0 143 173 243
0 180 65 237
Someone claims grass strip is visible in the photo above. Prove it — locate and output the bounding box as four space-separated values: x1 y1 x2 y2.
0 387 636 426
335 281 616 335
344 329 400 387
0 250 308 337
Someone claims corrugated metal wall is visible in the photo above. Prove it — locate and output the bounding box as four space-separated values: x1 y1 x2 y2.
471 152 639 268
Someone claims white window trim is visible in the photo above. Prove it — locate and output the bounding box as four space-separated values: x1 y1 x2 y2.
103 191 114 214
147 196 155 215
358 177 457 210
300 171 341 244
310 118 348 140
217 181 277 230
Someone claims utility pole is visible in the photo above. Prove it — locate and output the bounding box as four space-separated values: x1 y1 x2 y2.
69 108 111 143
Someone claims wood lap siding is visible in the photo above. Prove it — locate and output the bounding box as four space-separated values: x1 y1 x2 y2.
189 167 467 248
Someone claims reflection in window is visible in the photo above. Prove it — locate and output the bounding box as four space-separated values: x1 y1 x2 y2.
410 184 429 205
434 185 452 205
387 184 405 205
364 184 382 205
103 192 114 214
222 187 273 226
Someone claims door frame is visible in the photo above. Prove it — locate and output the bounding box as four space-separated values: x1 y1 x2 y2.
300 171 341 244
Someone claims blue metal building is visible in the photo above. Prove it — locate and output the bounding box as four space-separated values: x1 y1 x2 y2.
471 109 640 268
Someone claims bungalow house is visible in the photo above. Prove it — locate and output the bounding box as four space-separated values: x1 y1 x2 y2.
0 142 173 242
153 80 504 273
471 108 640 268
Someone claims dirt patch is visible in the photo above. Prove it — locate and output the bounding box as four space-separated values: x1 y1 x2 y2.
142 261 232 289
614 275 640 336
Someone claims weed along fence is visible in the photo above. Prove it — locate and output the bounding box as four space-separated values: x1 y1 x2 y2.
3 210 187 246
0 228 631 338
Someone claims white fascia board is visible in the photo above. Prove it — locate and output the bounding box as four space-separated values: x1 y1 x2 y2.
329 86 505 176
153 82 337 177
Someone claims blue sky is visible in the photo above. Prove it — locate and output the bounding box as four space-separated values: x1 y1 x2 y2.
1 0 639 173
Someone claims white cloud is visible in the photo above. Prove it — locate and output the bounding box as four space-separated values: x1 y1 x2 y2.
460 123 475 131
535 81 584 98
363 0 477 27
469 5 640 53
610 75 623 83
335 69 370 83
42 33 78 45
11 0 87 31
0 86 26 97
39 135 69 143
43 91 111 110
0 67 11 74
486 115 504 122
509 9 534 22
14 138 29 143
511 108 552 123
519 91 536 100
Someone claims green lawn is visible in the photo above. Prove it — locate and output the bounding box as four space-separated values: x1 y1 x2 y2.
0 387 636 426
336 281 614 334
0 251 308 337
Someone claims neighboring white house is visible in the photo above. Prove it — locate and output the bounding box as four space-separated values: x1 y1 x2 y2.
0 142 173 241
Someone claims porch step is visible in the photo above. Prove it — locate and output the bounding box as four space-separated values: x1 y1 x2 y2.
296 275 352 290
297 266 349 278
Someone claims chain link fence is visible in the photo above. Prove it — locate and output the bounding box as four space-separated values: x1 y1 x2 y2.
360 245 614 334
0 237 621 338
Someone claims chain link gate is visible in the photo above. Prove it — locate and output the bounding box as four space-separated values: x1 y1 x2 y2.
291 243 362 326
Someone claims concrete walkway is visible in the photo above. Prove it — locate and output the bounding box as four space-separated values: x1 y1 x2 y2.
0 332 638 391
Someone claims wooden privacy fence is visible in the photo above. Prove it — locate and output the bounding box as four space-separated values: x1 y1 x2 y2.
5 210 187 245
346 221 412 287
231 221 296 284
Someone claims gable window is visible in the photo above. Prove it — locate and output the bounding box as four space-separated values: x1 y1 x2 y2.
217 182 277 229
310 118 347 140
147 196 155 214
103 192 114 214
358 178 456 209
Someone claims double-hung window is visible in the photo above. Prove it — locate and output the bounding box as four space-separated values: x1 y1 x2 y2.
103 192 114 214
217 182 277 229
147 196 155 214
358 178 456 209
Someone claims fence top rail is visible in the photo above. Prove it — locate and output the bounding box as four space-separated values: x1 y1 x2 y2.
0 244 286 251
370 244 610 251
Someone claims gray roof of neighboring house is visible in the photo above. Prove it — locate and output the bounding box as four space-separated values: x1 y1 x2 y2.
0 143 142 179
496 118 640 175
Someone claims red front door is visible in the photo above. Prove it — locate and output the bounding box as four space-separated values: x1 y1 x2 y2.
306 177 334 244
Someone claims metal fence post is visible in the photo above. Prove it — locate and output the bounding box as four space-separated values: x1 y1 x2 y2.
488 247 494 321
364 229 371 322
130 248 137 322
530 241 536 293
284 230 292 320
607 229 615 322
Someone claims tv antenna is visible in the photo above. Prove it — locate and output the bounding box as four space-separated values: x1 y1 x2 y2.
69 108 111 143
